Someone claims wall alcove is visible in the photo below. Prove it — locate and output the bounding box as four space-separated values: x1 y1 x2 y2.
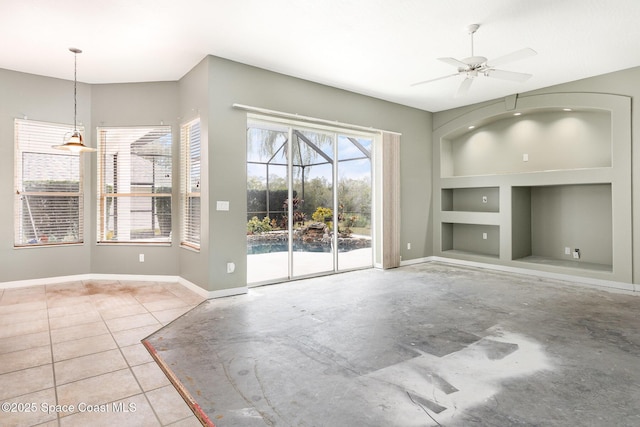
432 93 632 288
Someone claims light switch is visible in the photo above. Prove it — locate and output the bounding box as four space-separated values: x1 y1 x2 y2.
216 201 230 211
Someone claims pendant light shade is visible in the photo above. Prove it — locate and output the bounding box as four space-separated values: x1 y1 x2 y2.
53 47 96 153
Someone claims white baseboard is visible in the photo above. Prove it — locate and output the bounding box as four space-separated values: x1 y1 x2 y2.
400 257 431 266
175 276 209 298
91 273 180 283
2 261 635 296
426 256 637 294
207 286 249 299
0 274 93 289
176 276 248 299
1 273 250 299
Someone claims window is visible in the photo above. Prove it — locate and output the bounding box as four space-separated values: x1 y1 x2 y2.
97 126 172 243
14 119 85 247
180 119 201 249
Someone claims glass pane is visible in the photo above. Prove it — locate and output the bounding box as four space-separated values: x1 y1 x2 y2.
17 195 80 244
337 135 373 271
292 129 334 277
181 119 201 248
247 127 288 163
247 126 289 284
98 126 172 243
189 126 201 192
185 196 201 245
15 120 84 247
22 152 80 192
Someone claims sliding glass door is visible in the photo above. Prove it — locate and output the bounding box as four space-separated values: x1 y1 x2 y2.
247 119 373 285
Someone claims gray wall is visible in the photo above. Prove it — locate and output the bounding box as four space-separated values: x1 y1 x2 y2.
0 69 93 281
448 187 500 212
451 224 500 256
0 57 433 290
530 184 612 265
178 58 211 288
511 187 532 260
446 111 611 176
90 82 180 276
201 56 432 291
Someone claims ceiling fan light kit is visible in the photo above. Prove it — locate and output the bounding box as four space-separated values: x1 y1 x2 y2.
412 24 537 97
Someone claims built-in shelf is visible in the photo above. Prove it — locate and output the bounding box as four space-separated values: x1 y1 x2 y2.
433 92 632 285
512 184 612 267
442 187 499 212
442 223 499 257
440 211 500 225
442 249 500 260
513 256 612 273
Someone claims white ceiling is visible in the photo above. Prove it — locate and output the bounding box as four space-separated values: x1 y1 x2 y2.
1 0 640 112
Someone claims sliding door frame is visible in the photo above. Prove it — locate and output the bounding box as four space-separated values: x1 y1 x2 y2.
247 113 382 285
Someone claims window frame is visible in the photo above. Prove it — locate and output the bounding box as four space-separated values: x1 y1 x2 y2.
180 118 201 250
96 125 173 245
14 119 86 248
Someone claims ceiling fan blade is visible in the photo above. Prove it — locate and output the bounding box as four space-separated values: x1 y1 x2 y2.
438 57 468 68
411 73 459 87
486 69 533 83
487 48 537 67
455 78 473 98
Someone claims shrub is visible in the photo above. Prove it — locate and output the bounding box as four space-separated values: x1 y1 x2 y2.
312 207 333 223
247 216 273 234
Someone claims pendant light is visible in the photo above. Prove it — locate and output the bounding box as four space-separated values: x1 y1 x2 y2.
53 47 96 153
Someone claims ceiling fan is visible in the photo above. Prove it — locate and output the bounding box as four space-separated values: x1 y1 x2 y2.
412 24 537 97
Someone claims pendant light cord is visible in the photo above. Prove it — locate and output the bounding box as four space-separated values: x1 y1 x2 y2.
73 50 78 131
69 47 82 132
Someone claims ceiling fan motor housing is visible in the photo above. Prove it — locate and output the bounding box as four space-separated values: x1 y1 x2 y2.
461 56 488 67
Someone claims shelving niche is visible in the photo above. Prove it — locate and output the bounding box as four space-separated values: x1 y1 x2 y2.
511 184 612 272
432 93 631 286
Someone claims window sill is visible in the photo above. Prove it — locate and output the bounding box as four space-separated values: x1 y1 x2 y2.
96 241 172 247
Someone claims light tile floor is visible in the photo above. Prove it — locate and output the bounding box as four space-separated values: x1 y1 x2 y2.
0 279 206 427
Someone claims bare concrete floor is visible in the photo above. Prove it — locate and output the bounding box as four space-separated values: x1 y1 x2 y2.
144 262 640 426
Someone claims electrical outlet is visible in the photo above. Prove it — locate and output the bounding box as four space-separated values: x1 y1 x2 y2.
407 243 411 250
565 247 571 255
523 153 529 162
482 232 488 240
139 254 144 263
482 196 487 203
573 249 580 259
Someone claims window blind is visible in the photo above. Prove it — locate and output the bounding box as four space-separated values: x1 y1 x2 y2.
14 119 84 247
180 119 201 249
97 126 172 243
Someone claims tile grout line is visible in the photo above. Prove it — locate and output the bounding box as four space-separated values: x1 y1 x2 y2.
1 279 204 426
93 279 166 427
0 292 52 405
44 283 62 427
